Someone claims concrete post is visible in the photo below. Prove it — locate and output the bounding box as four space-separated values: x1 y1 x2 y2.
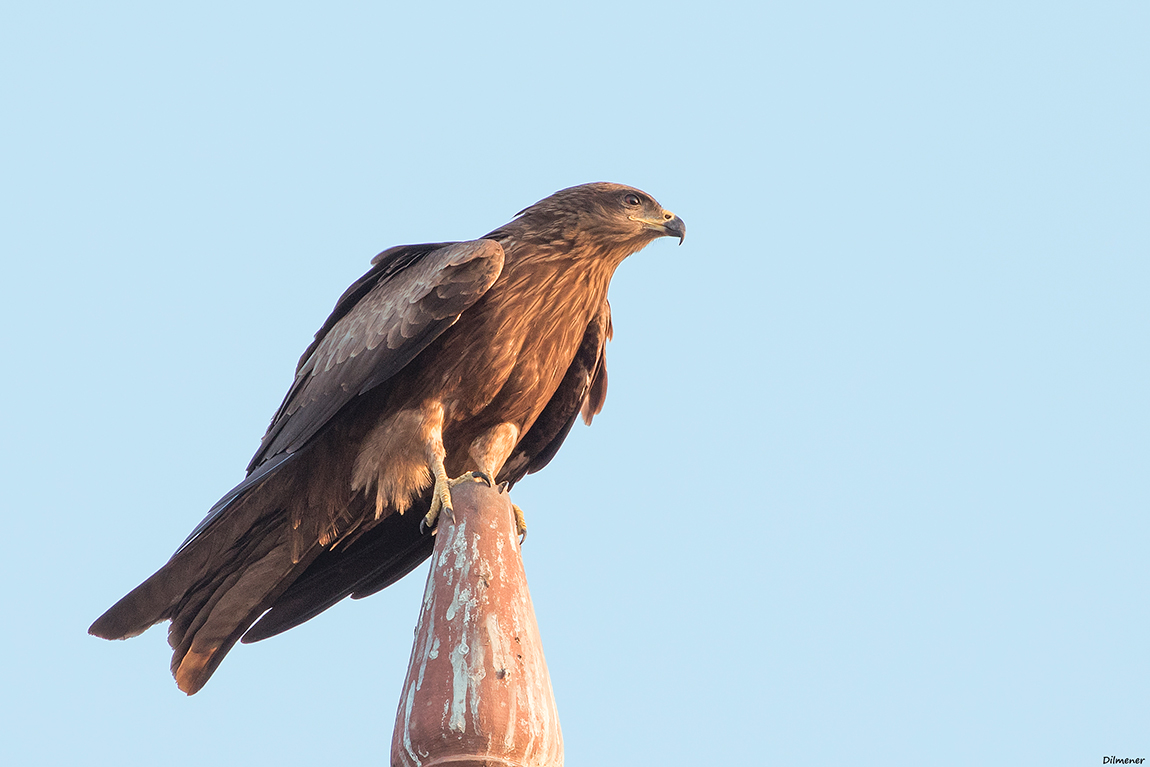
391 481 563 767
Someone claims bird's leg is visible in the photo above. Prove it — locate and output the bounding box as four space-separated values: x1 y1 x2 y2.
421 420 528 536
421 456 492 534
422 452 452 533
511 503 527 543
420 406 501 534
470 423 527 541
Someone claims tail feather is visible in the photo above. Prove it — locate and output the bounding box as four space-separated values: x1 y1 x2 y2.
88 569 185 641
88 462 316 694
90 449 444 693
240 493 432 643
88 476 287 642
171 535 324 694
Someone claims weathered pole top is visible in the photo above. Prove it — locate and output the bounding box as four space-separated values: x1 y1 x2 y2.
392 481 563 767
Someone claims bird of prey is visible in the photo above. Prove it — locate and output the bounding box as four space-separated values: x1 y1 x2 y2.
90 182 685 694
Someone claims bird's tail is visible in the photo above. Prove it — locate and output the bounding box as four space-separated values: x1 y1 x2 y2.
89 457 318 694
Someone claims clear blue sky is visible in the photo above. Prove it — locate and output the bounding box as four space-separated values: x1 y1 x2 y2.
2 2 1147 765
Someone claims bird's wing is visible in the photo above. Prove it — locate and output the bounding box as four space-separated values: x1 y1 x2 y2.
176 239 504 551
238 302 613 642
250 239 505 470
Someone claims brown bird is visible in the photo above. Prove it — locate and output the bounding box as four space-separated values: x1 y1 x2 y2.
89 182 685 694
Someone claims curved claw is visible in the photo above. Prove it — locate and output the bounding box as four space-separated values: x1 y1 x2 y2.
421 502 447 535
469 470 494 487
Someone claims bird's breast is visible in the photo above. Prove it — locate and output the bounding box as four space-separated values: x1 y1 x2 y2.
432 258 612 453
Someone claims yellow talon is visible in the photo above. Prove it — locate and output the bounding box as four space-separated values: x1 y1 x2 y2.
421 470 496 534
512 503 527 543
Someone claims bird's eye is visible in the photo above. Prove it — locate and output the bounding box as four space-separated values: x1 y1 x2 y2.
623 193 641 206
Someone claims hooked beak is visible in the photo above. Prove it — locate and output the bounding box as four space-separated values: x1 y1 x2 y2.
662 213 686 245
633 211 687 245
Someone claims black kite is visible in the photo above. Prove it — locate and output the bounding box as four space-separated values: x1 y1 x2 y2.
90 182 685 694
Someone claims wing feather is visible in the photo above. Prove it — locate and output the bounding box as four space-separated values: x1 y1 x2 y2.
176 240 501 556
248 240 504 470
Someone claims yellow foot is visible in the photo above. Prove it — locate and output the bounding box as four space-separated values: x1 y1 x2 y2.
420 470 494 534
512 503 528 543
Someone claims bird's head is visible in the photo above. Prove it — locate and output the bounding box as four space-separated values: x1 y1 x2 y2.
495 182 685 259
